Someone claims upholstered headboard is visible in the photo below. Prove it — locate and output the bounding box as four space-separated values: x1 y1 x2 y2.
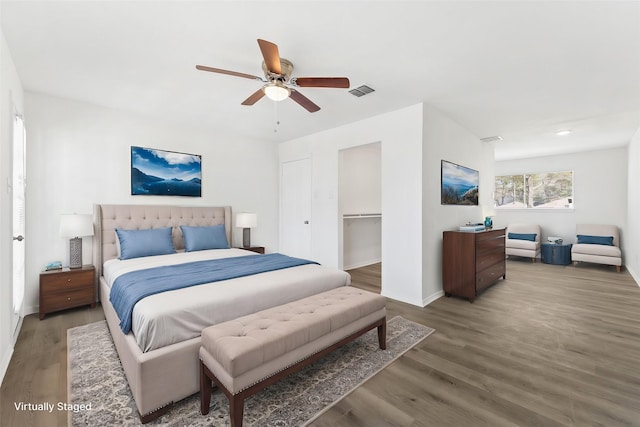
93 204 232 278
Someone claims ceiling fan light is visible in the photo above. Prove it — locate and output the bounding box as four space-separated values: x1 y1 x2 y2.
263 83 291 101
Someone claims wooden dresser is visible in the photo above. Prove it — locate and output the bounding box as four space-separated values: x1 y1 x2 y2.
442 228 506 302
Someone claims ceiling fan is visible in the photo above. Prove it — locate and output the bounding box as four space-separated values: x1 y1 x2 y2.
196 39 350 113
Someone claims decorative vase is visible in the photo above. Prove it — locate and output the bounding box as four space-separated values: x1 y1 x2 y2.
484 217 493 228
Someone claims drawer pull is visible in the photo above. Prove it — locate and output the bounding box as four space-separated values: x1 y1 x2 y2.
67 297 71 301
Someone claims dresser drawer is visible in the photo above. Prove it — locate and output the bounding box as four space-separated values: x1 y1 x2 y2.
475 229 505 242
476 260 505 291
476 235 505 253
41 269 94 293
476 248 505 272
42 286 94 312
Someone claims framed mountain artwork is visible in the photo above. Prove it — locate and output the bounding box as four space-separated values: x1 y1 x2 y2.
131 146 202 197
441 160 479 206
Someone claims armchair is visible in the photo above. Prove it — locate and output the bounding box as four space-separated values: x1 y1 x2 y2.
506 223 541 262
571 224 622 272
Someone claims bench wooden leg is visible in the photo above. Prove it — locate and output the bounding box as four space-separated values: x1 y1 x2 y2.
617 265 621 272
230 394 245 427
378 319 386 350
200 360 212 415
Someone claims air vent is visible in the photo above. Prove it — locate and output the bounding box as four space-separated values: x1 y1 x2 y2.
349 84 375 97
480 135 503 143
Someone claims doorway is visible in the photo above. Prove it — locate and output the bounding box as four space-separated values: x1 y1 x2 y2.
339 142 381 270
279 158 312 259
11 111 26 338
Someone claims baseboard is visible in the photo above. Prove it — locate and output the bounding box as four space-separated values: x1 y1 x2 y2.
0 345 14 387
627 265 640 287
24 304 38 316
422 290 444 307
344 258 382 271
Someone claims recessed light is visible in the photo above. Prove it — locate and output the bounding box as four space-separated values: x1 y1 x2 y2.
556 130 572 136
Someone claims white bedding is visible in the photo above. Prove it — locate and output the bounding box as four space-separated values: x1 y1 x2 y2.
103 248 351 352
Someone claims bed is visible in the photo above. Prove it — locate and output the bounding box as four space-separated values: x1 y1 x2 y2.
93 204 351 422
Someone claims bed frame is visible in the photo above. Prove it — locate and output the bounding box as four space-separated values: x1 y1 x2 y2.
93 204 232 423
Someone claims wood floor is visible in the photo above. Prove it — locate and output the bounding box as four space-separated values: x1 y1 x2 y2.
2 260 640 426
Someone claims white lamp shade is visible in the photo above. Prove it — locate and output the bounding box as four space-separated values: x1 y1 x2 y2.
482 205 495 218
236 213 257 229
59 214 94 238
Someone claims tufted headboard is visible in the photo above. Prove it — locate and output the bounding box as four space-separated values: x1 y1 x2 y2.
93 204 232 278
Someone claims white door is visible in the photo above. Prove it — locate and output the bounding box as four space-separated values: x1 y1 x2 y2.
11 112 26 337
280 158 312 259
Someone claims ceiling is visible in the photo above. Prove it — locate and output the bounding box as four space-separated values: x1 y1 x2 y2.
2 1 639 160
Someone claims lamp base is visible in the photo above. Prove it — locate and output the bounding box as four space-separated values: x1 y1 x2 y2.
242 228 251 248
484 217 493 229
69 237 83 269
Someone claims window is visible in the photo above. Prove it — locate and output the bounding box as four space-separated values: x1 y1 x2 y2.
494 171 573 209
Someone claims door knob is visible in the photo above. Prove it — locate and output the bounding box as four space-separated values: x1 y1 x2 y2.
13 235 24 241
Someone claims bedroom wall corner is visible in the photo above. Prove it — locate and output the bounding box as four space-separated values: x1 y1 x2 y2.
0 27 25 384
23 93 279 316
421 104 495 306
493 147 628 257
278 104 425 307
626 127 640 285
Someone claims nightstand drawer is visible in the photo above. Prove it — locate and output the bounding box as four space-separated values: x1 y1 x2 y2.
43 286 94 312
41 269 94 292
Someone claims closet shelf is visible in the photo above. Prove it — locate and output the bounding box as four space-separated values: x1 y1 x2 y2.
343 213 382 219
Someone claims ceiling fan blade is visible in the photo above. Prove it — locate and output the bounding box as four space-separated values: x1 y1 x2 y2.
241 88 266 106
257 39 282 75
294 77 350 88
196 65 262 81
289 89 320 113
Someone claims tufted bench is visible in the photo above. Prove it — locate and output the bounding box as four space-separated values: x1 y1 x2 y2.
199 286 386 427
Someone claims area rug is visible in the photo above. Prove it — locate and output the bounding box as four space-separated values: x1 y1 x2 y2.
68 316 434 426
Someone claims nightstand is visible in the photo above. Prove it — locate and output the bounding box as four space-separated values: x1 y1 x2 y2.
236 246 265 254
39 265 96 320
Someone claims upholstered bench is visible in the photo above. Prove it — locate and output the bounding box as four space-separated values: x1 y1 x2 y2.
199 286 387 427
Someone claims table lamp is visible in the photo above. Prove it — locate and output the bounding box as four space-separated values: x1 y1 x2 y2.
235 213 257 248
60 214 94 268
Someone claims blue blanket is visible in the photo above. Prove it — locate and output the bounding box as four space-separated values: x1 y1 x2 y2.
110 253 319 334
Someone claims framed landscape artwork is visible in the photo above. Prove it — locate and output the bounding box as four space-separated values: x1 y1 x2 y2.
441 160 479 206
131 146 202 197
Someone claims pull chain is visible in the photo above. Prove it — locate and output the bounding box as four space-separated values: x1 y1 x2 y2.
273 101 280 133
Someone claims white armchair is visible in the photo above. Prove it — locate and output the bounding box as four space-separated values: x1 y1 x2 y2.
506 224 541 262
571 224 622 272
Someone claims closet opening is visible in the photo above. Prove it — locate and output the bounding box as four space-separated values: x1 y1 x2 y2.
338 142 382 291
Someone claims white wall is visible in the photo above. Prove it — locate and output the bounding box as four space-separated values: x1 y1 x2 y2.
279 104 424 306
0 29 24 384
340 142 381 269
494 147 628 257
422 104 495 305
340 143 381 215
627 128 640 283
24 92 278 315
278 102 498 306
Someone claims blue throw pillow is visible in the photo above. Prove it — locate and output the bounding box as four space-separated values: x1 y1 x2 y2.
508 232 537 241
577 234 614 246
181 225 230 252
115 227 176 260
